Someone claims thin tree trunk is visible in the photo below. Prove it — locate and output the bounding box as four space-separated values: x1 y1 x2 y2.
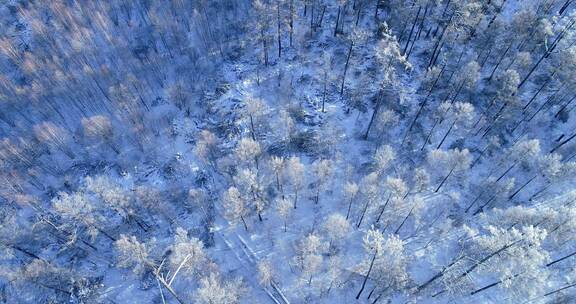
547 250 576 267
289 0 294 46
421 118 438 151
356 3 363 26
402 63 446 145
241 215 249 231
341 41 354 95
356 250 378 299
334 6 341 36
322 70 327 112
435 166 455 193
487 44 513 81
375 194 392 223
496 162 516 182
518 16 576 89
394 206 415 234
364 92 382 139
508 175 537 200
357 199 372 228
277 0 282 58
346 198 354 220
250 114 257 140
550 132 576 153
403 6 422 55
523 73 554 110
436 121 455 149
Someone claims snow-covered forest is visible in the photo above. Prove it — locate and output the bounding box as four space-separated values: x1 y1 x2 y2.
0 0 575 303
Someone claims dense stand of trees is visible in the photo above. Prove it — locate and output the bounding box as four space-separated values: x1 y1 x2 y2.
1 0 576 303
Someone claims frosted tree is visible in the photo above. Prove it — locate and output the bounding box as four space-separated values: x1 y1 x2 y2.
195 272 245 304
427 148 472 193
364 23 410 139
234 168 267 221
84 176 139 224
485 69 521 128
270 156 285 195
254 0 273 66
269 108 295 146
299 233 327 256
508 139 541 171
81 115 119 154
322 213 351 250
194 130 220 168
276 197 292 232
166 80 192 115
284 156 305 208
52 191 110 242
235 138 262 169
469 225 550 299
257 260 274 287
340 25 368 96
344 181 359 220
115 235 154 275
33 122 75 159
168 227 207 283
334 0 348 36
244 97 267 141
495 69 521 103
412 167 431 193
355 227 385 298
323 256 345 295
115 233 207 304
223 187 249 231
373 144 396 175
375 176 408 223
450 61 480 102
535 153 563 182
436 101 475 149
357 172 380 227
375 109 400 142
301 253 323 286
311 159 334 204
368 234 409 297
294 234 326 286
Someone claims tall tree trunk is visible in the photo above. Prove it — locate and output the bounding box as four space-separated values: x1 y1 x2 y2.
550 132 576 153
277 0 282 58
335 6 342 36
356 2 363 26
403 6 422 55
356 250 378 299
402 63 446 145
261 29 269 66
488 43 512 81
508 175 537 200
241 215 249 231
518 16 576 89
435 166 455 193
375 194 392 223
322 70 327 112
289 0 294 46
394 205 415 234
421 118 438 151
346 197 354 220
436 121 455 149
357 199 372 228
340 41 354 95
364 92 382 140
522 73 554 110
293 189 298 209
